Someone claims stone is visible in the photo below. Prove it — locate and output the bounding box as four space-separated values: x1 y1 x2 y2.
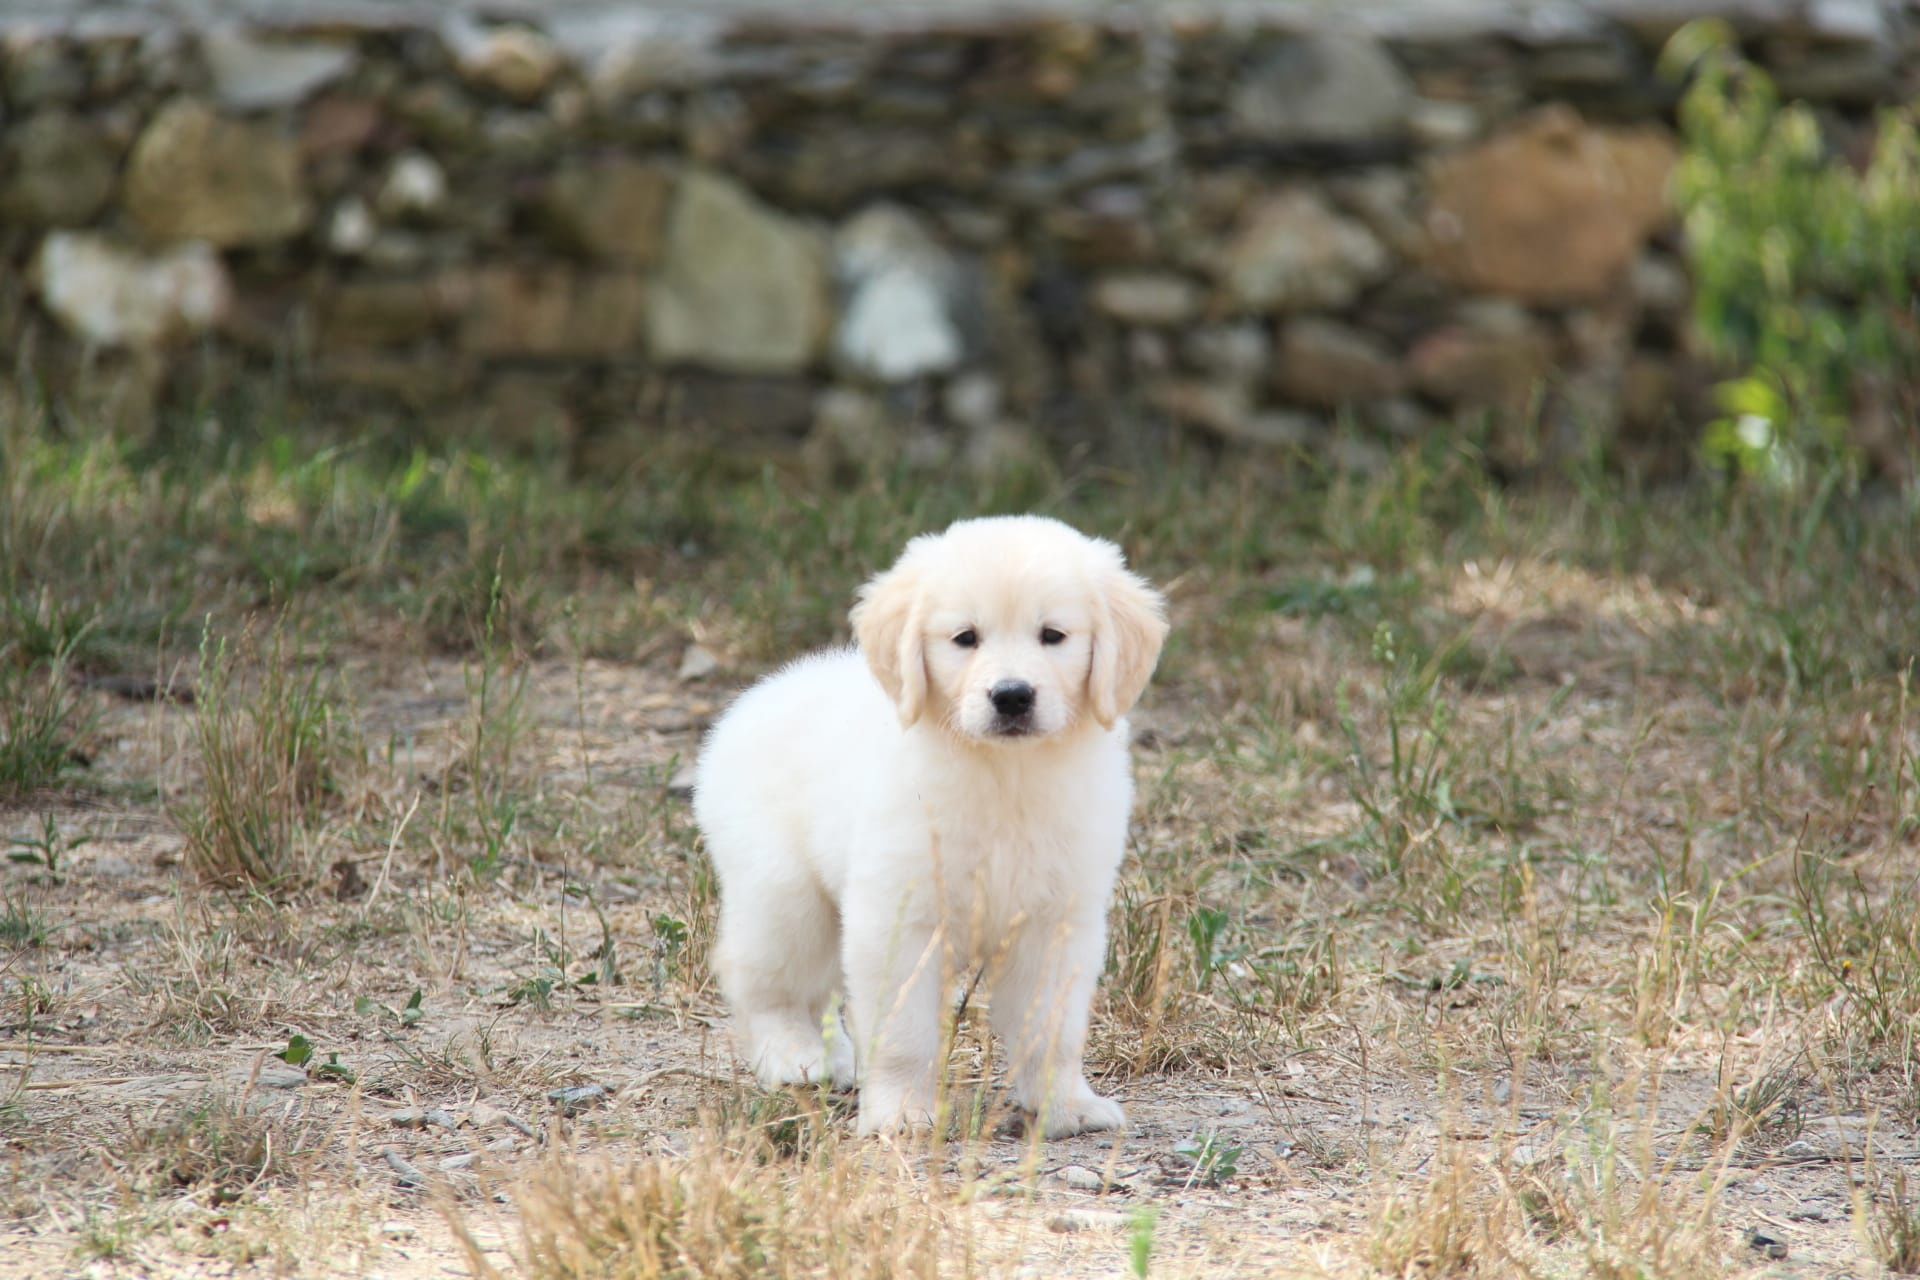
833 205 965 382
203 29 355 110
1051 1164 1110 1193
1273 318 1404 407
1766 39 1894 104
647 170 830 374
1807 0 1889 42
0 112 119 226
125 99 310 247
1230 31 1413 148
782 127 962 208
1422 106 1678 304
1409 302 1557 414
548 8 720 100
1219 189 1390 312
301 96 384 158
394 82 479 150
483 110 562 162
1328 169 1426 257
1152 378 1325 448
1409 99 1482 148
448 21 565 103
377 152 448 220
321 278 455 348
1594 0 1794 44
1182 324 1271 386
32 232 231 349
1150 380 1250 438
683 92 751 165
1092 273 1204 327
459 268 647 359
536 160 674 264
3 35 84 106
943 372 1003 431
327 198 377 256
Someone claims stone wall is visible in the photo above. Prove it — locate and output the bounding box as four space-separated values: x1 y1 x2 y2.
3 1 1915 472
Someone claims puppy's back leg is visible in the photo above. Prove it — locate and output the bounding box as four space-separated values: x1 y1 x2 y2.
715 873 841 1088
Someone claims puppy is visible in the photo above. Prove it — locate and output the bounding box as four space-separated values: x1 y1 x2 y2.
693 516 1168 1137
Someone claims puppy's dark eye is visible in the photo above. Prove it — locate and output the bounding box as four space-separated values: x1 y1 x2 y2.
953 629 979 649
1040 627 1067 646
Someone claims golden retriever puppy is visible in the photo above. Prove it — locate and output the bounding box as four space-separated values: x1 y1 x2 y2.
693 516 1168 1137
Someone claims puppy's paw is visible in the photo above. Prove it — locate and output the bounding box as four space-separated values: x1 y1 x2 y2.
826 1028 858 1092
750 1045 832 1090
854 1077 938 1137
1031 1085 1126 1139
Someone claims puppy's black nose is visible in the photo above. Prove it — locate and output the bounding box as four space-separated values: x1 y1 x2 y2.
989 680 1035 717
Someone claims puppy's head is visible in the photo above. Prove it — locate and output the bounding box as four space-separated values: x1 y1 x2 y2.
851 516 1167 742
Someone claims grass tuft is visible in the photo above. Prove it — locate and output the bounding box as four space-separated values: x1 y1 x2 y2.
1866 1168 1920 1275
0 643 90 799
115 1093 305 1204
493 1123 966 1280
176 624 356 890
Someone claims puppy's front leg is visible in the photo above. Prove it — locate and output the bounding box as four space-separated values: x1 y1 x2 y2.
992 911 1124 1138
843 920 949 1136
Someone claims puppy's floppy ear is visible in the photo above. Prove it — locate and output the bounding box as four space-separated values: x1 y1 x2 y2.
851 554 928 727
1088 544 1168 730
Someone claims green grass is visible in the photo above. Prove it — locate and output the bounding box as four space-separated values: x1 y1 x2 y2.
0 640 89 799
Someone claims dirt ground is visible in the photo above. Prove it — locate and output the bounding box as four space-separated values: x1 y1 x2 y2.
4 597 1915 1279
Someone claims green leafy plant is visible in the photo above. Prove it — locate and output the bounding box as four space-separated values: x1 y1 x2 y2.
1173 1130 1244 1186
1665 20 1920 483
1184 906 1238 994
275 1033 354 1083
1129 1205 1159 1279
0 892 48 948
7 814 83 882
356 988 425 1028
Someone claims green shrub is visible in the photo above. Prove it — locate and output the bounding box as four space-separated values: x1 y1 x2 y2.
1665 21 1920 483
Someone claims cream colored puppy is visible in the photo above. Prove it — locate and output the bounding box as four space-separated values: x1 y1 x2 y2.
693 516 1167 1138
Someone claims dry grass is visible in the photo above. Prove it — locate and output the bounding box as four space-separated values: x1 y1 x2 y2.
176 625 358 891
1865 1167 1920 1274
482 1117 975 1280
3 406 1919 1275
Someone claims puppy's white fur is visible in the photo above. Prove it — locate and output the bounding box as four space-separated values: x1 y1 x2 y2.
693 516 1167 1137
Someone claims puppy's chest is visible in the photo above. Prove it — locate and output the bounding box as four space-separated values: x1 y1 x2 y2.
926 805 1086 933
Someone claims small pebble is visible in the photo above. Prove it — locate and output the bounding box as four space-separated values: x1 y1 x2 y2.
549 1083 611 1115
1747 1228 1788 1260
1051 1164 1108 1193
677 645 719 682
